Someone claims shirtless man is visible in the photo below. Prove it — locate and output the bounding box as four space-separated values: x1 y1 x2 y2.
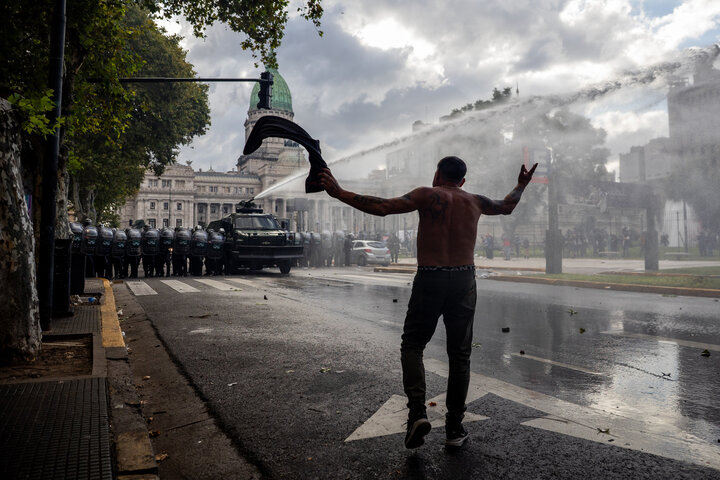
319 156 536 449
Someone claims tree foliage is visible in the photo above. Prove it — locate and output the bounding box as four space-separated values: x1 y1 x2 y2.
139 0 323 67
68 4 211 224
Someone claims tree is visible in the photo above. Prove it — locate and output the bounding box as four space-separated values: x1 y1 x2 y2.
0 0 324 363
69 4 211 224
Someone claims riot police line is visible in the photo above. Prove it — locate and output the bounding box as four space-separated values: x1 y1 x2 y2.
69 221 370 293
69 222 228 294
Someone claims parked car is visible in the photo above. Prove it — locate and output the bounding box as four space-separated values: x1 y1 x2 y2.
350 240 391 266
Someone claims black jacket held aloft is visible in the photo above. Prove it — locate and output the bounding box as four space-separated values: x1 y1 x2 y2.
243 115 328 193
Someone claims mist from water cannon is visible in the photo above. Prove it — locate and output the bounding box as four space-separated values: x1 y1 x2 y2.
254 45 719 204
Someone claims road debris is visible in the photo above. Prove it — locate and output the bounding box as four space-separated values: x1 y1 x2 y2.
471 342 482 348
188 313 217 318
227 382 237 387
149 430 160 438
701 349 711 357
520 350 525 355
320 367 331 373
155 453 168 462
567 309 578 316
393 299 398 303
264 295 268 300
428 401 437 407
501 327 510 333
579 328 586 334
142 376 151 381
596 428 610 434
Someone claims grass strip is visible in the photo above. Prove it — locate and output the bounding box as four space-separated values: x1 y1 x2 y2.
539 273 720 290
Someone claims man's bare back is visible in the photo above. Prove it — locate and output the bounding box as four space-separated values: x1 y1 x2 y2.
318 161 536 267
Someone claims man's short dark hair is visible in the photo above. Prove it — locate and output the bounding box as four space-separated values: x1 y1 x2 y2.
437 156 467 183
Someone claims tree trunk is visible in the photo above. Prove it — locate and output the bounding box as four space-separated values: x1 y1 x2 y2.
0 99 41 364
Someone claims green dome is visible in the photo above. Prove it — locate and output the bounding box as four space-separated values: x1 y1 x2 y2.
250 68 293 112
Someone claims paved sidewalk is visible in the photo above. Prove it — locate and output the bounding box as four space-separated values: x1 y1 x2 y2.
0 278 158 480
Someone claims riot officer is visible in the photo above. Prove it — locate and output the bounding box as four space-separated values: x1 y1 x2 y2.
94 224 114 279
141 226 160 277
321 230 333 267
189 226 208 276
81 219 96 277
124 227 142 278
69 222 86 294
332 230 345 267
157 228 174 277
172 227 191 276
344 233 353 266
111 228 127 279
207 228 225 276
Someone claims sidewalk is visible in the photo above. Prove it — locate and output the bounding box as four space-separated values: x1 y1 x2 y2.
0 278 158 480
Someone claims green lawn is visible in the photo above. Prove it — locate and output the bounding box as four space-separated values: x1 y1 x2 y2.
540 273 720 290
660 266 720 276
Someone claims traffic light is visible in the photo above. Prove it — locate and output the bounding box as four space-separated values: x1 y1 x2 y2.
257 71 273 109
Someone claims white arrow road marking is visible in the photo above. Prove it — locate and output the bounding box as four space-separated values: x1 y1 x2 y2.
126 281 157 296
423 358 720 471
194 278 238 291
601 330 720 352
345 394 488 442
509 352 604 376
159 279 200 293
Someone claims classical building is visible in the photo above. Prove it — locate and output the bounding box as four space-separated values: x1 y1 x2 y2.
118 69 379 235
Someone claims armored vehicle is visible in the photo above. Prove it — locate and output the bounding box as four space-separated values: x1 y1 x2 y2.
207 203 302 274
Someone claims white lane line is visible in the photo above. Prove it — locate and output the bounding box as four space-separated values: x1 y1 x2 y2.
510 353 604 376
125 281 157 296
193 278 239 291
423 358 720 471
159 279 200 293
226 278 259 289
601 330 720 352
345 394 488 442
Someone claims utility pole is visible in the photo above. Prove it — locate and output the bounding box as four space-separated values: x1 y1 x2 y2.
38 0 66 331
545 148 562 274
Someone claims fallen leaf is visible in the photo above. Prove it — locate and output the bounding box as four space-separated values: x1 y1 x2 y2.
568 309 578 316
155 453 168 462
320 367 331 373
142 376 151 381
286 369 295 374
579 328 586 334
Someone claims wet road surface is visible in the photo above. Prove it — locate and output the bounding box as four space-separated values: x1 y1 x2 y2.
124 267 720 479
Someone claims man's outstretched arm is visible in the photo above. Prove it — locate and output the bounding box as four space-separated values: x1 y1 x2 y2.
318 168 422 216
476 163 537 215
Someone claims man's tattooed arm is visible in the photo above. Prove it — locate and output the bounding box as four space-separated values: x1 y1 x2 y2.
475 184 526 216
336 191 419 216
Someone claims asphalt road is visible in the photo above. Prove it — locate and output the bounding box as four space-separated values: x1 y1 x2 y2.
124 267 720 479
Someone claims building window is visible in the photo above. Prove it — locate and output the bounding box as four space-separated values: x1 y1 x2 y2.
210 205 217 214
176 219 182 227
163 202 169 210
175 180 185 188
209 186 218 193
162 218 169 228
225 187 231 193
149 179 158 187
148 219 156 228
198 204 205 213
248 188 254 195
234 187 239 193
162 179 171 188
149 201 156 210
222 206 229 214
177 202 182 211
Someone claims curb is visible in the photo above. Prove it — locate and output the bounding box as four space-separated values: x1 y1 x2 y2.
488 275 720 298
101 279 159 479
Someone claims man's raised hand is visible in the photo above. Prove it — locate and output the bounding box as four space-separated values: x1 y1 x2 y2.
518 163 538 187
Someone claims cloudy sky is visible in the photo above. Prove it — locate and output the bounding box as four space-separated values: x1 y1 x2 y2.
163 0 720 176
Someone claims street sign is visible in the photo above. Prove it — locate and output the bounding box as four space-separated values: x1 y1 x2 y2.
523 147 550 184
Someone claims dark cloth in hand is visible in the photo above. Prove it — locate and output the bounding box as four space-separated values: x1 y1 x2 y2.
243 115 328 193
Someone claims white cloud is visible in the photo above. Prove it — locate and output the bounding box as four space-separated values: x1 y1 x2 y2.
157 0 720 176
